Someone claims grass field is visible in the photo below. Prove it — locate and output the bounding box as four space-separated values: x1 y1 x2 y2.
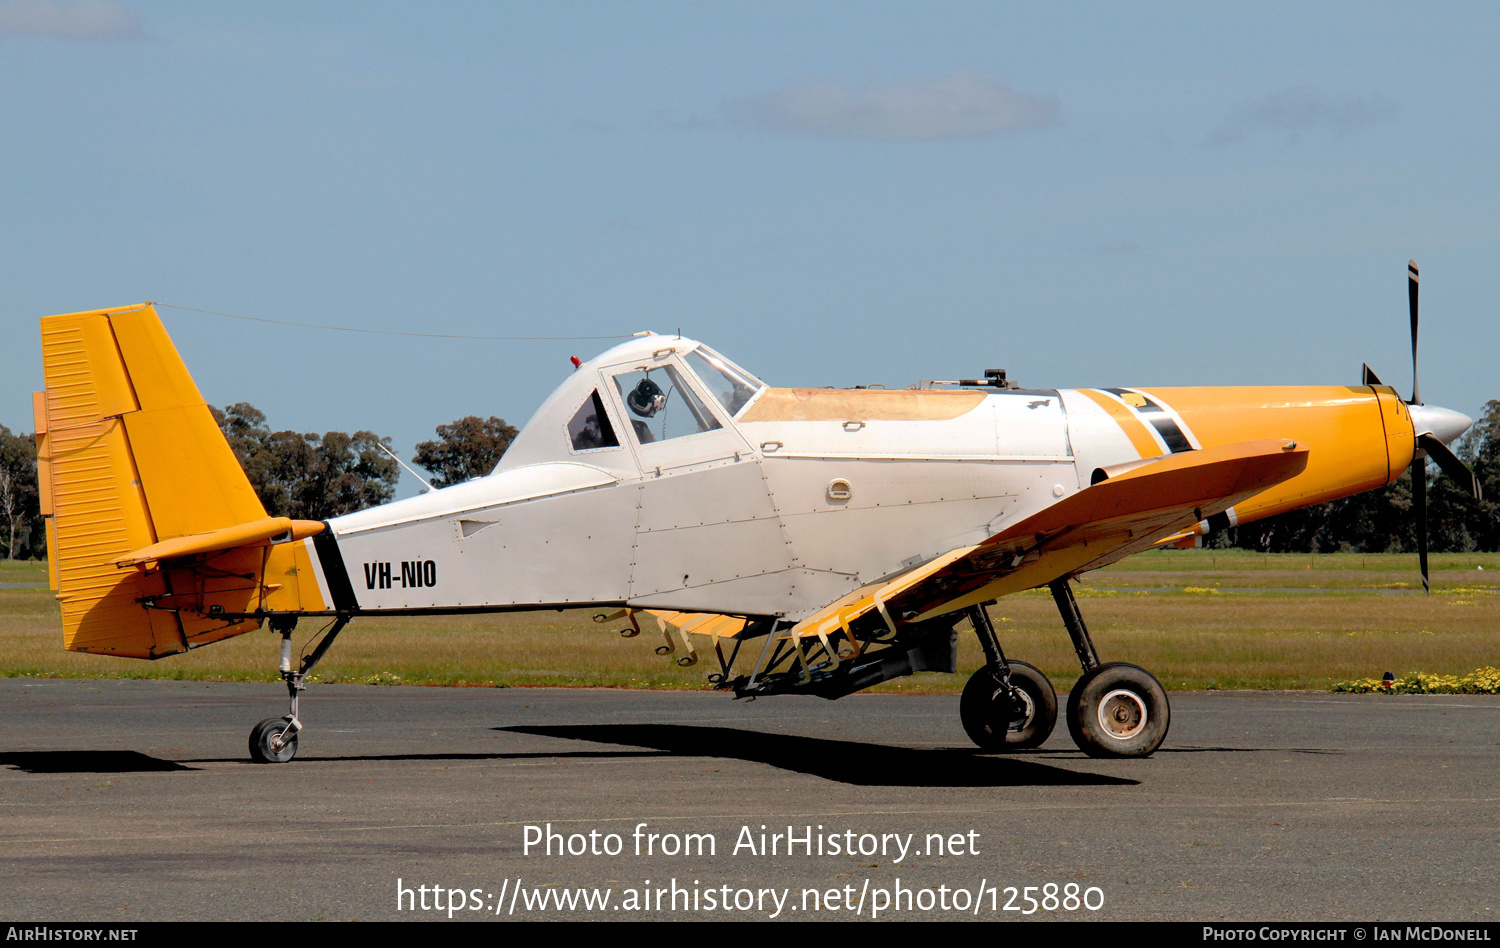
2 550 1497 692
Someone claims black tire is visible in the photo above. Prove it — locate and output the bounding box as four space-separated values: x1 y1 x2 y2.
249 716 298 764
1066 662 1170 758
960 661 1058 751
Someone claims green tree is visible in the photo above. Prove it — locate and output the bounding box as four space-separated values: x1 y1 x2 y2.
413 416 517 488
211 405 399 521
0 425 41 559
1434 397 1500 552
292 429 399 520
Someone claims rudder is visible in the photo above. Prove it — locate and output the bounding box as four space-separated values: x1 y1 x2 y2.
38 303 272 657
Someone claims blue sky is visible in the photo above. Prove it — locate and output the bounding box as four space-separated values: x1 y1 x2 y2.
3 2 1497 495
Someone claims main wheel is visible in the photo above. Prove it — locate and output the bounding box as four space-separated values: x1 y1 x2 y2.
1066 662 1170 758
249 716 298 764
960 661 1058 751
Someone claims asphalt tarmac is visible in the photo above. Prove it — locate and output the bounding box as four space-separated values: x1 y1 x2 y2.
1 678 1496 922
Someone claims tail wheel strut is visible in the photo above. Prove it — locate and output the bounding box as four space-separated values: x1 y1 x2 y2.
249 614 350 764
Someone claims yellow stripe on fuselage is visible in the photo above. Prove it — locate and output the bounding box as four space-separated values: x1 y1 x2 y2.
1130 385 1415 527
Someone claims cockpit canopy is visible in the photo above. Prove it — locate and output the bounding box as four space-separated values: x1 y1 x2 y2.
496 337 767 473
592 347 762 448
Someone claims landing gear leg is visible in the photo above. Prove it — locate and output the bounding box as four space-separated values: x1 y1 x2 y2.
959 604 1057 751
1050 579 1170 758
1050 578 1099 674
249 615 350 764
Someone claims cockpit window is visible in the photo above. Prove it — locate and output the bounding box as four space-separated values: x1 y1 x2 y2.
613 364 722 444
685 347 764 417
567 390 619 451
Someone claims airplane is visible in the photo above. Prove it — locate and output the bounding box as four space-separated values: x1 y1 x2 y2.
31 261 1481 764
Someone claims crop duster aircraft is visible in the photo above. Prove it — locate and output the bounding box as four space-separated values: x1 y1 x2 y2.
33 263 1481 763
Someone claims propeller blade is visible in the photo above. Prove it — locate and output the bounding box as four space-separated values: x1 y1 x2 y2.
1413 451 1429 594
1362 363 1383 387
1408 260 1421 405
1418 433 1483 501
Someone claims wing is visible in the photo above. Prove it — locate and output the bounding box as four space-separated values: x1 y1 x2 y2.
787 437 1309 641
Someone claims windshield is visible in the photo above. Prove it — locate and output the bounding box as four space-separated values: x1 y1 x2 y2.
685 347 764 418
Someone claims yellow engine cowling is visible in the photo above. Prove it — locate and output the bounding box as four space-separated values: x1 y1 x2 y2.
1147 384 1416 527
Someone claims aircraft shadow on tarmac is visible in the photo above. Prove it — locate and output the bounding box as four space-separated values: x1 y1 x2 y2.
0 744 1331 776
0 750 197 774
502 724 1137 788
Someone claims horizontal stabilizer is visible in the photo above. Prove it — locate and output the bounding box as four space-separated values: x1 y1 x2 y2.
115 517 325 568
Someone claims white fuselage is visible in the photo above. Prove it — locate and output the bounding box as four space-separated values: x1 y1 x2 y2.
315 336 1148 620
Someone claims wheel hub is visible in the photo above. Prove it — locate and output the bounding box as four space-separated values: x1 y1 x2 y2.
1096 688 1147 740
1007 687 1036 731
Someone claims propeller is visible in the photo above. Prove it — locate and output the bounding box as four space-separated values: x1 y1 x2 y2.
1409 260 1421 407
1366 260 1483 593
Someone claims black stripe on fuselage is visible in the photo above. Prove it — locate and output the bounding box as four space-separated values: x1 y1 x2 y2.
1147 417 1193 453
1103 387 1194 454
312 524 360 612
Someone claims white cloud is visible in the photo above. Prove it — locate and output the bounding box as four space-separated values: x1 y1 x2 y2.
1206 86 1396 147
0 0 140 40
725 72 1059 142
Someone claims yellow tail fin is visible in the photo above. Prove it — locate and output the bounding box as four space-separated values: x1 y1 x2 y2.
38 303 283 657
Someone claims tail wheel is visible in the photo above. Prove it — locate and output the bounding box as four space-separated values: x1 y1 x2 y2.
249 716 298 764
1066 662 1170 758
960 661 1058 751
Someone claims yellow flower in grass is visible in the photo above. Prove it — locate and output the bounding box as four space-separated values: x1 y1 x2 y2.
1332 667 1500 694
